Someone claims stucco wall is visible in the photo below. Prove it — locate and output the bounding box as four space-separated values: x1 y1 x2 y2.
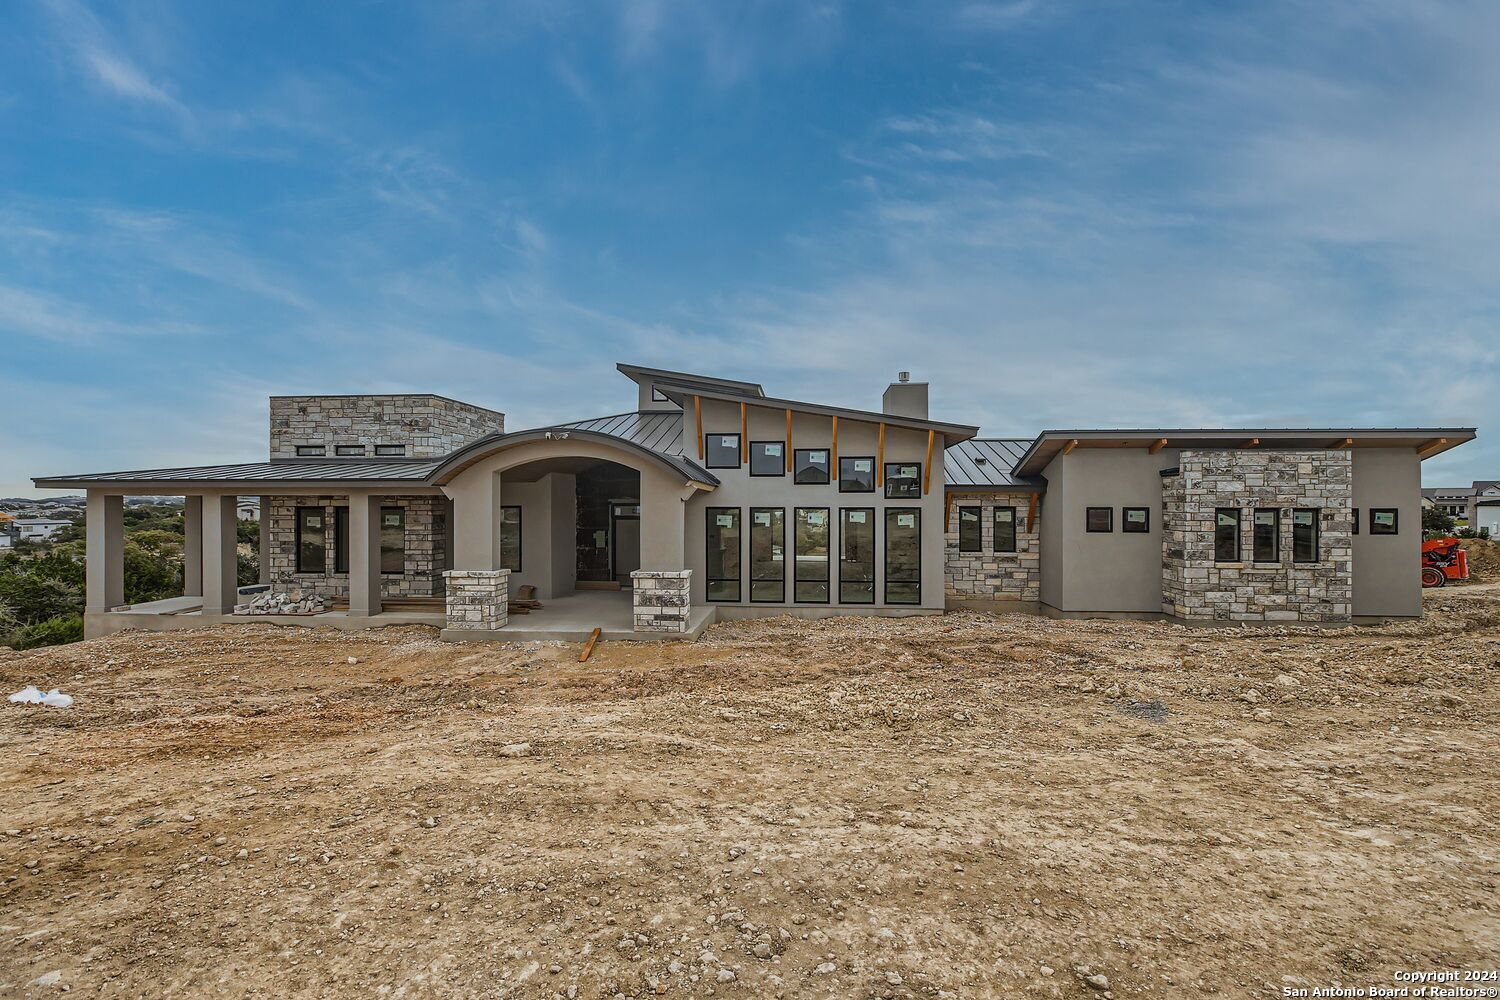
501 472 578 601
270 395 504 459
264 494 447 598
1351 448 1422 618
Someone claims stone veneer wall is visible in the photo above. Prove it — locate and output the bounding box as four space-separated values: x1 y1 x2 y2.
444 570 509 631
632 570 692 632
264 495 446 598
1162 450 1352 623
943 493 1041 604
270 395 505 459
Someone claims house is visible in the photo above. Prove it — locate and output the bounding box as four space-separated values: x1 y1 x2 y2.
33 364 1475 640
1422 486 1474 522
1468 482 1500 535
236 498 261 522
11 517 74 543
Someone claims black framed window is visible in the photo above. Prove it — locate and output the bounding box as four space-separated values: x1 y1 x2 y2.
335 444 366 457
1352 507 1359 535
704 434 741 469
958 506 982 552
994 506 1017 552
839 508 876 604
295 444 325 457
296 507 326 573
1122 507 1150 533
1215 508 1241 562
749 441 786 477
884 508 921 605
1252 509 1280 562
839 457 876 492
1369 508 1399 535
374 444 406 457
1086 507 1113 532
884 463 920 499
793 449 830 485
749 508 785 602
794 507 830 603
335 507 349 573
1293 509 1320 562
380 506 405 575
500 506 522 572
705 508 742 601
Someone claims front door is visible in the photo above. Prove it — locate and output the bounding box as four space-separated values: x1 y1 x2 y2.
611 503 641 586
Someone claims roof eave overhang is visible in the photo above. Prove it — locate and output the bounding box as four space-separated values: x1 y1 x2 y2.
615 363 765 398
1012 428 1479 477
31 478 443 494
427 427 719 487
656 382 980 444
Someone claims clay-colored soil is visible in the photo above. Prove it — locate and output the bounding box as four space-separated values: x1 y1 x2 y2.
3 590 1499 998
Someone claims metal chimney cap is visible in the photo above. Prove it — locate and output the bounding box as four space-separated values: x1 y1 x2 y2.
897 371 910 383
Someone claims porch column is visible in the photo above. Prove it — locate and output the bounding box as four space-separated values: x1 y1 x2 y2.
348 493 383 617
84 491 124 613
182 495 203 597
446 470 500 570
201 494 239 615
257 495 270 584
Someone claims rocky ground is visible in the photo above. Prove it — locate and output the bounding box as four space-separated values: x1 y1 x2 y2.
2 589 1498 998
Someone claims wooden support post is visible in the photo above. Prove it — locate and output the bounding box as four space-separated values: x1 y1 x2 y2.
1062 438 1079 455
876 422 886 487
1148 438 1168 454
922 429 935 494
1027 492 1038 531
740 402 748 462
1240 437 1261 449
831 415 839 468
578 627 602 662
694 396 703 460
785 408 793 472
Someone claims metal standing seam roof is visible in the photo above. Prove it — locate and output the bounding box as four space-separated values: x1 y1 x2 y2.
35 459 442 485
944 439 1042 489
557 410 685 456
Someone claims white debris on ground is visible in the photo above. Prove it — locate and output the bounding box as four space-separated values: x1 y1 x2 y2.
8 685 73 708
235 590 331 616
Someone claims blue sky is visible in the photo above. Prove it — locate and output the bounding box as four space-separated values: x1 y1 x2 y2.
2 0 1495 496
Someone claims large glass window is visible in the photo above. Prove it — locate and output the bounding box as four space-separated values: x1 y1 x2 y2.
335 506 349 574
794 449 830 485
749 508 785 602
705 434 741 469
885 508 921 605
1215 508 1241 562
749 442 785 477
1253 509 1280 562
296 507 326 573
1293 509 1320 562
500 506 522 572
958 506 982 552
839 508 876 604
884 463 920 499
705 508 742 601
838 457 876 493
380 506 405 575
994 506 1017 552
794 507 830 603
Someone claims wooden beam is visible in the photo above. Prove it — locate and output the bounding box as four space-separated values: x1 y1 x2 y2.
1148 438 1168 455
694 395 703 460
876 422 886 487
578 627 602 663
831 415 839 468
1331 436 1355 449
1416 437 1450 458
785 408 793 473
740 402 748 462
922 429 935 495
1061 438 1079 455
1027 492 1038 531
1239 437 1261 449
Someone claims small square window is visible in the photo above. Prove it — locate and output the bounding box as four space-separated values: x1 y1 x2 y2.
335 444 366 457
1085 507 1113 532
705 434 741 469
884 463 921 499
374 444 406 457
839 457 875 493
1122 507 1150 533
793 449 830 484
1369 508 1399 535
749 441 785 477
295 444 326 457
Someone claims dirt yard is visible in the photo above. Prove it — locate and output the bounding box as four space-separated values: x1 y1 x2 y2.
3 591 1498 999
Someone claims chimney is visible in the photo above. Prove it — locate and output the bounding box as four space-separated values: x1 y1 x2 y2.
882 371 929 420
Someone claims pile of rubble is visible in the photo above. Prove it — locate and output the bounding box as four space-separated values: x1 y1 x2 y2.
234 590 330 616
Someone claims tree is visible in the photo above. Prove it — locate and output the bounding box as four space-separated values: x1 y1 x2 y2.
1422 506 1457 537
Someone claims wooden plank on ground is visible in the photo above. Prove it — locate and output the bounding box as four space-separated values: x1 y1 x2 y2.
578 627 602 662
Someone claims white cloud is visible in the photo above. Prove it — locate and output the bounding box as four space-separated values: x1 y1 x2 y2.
42 0 190 118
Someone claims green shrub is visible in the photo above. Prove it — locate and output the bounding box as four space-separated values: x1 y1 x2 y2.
0 572 81 624
10 615 84 650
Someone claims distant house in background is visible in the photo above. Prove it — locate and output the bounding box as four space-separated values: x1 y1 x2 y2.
12 517 73 543
237 498 260 522
1421 486 1473 521
1422 482 1500 533
0 515 14 550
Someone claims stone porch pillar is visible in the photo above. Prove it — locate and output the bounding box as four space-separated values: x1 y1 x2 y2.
182 495 203 597
631 570 692 633
85 491 124 613
201 494 240 615
348 493 383 617
444 569 509 631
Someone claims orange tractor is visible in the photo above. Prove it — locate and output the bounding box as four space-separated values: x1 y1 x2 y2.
1421 537 1469 588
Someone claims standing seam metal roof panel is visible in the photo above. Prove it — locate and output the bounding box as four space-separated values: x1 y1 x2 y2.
944 439 1038 489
